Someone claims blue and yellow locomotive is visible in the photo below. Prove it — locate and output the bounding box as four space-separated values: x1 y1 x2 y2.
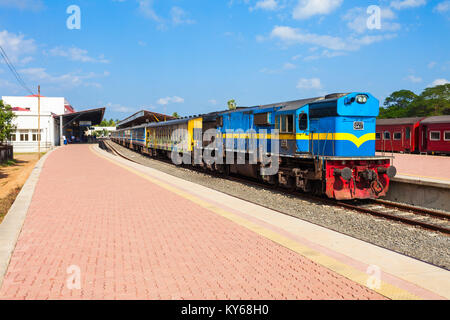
111 92 396 200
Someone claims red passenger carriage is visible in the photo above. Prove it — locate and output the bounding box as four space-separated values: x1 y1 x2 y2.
419 116 450 155
376 117 423 153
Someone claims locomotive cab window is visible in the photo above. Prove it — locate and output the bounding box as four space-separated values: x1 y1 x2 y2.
384 131 391 140
298 113 308 131
376 132 381 140
430 131 441 141
445 131 450 141
393 132 402 140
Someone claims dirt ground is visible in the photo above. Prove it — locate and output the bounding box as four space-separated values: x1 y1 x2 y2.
0 154 40 223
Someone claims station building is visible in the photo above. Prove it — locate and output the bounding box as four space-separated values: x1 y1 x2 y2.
2 95 105 153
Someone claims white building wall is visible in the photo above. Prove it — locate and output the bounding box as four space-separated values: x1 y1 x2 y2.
2 96 68 153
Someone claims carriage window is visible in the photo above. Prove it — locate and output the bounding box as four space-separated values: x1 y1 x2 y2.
384 131 391 140
376 132 381 140
393 132 402 140
405 127 411 139
430 131 441 141
299 113 308 131
445 131 450 141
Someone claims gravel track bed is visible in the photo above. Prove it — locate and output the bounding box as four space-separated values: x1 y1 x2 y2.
106 141 450 270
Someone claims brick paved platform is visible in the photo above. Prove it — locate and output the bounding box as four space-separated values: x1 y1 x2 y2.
377 152 450 182
0 145 388 300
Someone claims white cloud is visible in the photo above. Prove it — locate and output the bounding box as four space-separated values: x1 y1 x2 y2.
0 0 43 11
19 68 109 88
269 25 396 52
170 7 195 25
429 78 450 87
260 62 297 74
405 75 423 83
434 1 450 13
296 78 322 89
0 30 36 64
293 0 343 20
48 47 109 64
428 61 437 68
304 50 346 61
157 96 185 105
208 99 218 105
342 7 400 34
106 102 136 113
391 0 426 10
138 0 161 22
251 0 278 11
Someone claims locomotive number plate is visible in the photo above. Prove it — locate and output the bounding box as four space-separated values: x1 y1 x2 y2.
353 121 364 130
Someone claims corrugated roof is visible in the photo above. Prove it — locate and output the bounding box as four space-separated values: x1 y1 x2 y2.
376 117 424 125
420 115 450 124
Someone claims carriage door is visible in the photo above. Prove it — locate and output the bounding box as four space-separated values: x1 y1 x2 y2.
296 110 310 153
422 126 428 151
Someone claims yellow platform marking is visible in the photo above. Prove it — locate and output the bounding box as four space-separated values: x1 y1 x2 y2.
90 145 420 300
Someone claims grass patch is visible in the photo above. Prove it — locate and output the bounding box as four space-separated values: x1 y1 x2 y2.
0 187 21 224
1 159 17 167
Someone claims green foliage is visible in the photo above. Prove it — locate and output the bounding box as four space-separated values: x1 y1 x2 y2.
379 84 450 118
172 112 180 118
227 99 237 110
0 100 16 145
97 118 117 127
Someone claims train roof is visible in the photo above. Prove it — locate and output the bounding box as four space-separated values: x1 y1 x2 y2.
420 115 450 124
376 117 424 125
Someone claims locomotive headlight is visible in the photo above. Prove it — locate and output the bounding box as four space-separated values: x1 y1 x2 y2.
356 95 368 104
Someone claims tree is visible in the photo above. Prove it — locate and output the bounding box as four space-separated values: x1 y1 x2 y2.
172 112 180 118
379 90 417 119
379 84 450 118
0 100 16 145
227 99 237 110
412 84 450 116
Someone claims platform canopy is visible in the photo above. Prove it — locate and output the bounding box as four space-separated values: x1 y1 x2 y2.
54 107 105 126
116 110 176 129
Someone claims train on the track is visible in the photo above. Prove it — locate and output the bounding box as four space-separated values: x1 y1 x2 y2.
111 93 397 200
376 116 450 155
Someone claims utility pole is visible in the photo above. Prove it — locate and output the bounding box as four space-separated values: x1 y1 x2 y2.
38 85 41 159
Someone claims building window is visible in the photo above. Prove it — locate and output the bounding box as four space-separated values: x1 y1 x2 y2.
393 132 402 140
376 132 381 140
445 131 450 141
19 130 29 141
32 129 42 142
10 133 16 141
384 131 391 140
430 131 441 141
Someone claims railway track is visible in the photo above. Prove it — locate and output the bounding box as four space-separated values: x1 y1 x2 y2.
102 140 450 235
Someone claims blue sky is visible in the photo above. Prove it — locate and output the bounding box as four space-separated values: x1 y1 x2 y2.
0 0 449 120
